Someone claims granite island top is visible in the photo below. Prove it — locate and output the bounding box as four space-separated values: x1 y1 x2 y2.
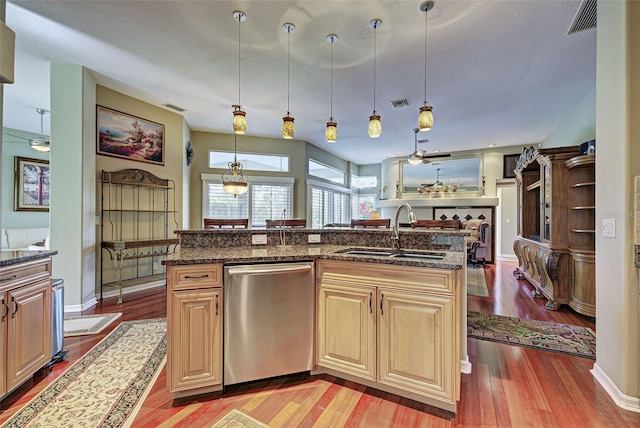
0 250 59 267
165 244 465 270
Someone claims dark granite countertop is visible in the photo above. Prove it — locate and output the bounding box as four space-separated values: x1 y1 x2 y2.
165 244 465 270
0 250 59 267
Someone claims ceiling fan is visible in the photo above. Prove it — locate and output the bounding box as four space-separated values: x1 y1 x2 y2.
3 108 50 152
407 128 450 164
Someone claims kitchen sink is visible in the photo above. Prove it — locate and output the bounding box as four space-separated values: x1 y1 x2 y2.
336 248 445 260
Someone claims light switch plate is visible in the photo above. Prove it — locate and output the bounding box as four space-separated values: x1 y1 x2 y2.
308 234 321 244
602 218 616 238
252 234 268 245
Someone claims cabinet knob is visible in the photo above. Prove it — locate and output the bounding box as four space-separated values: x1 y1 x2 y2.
0 274 17 282
380 294 384 315
1 300 8 322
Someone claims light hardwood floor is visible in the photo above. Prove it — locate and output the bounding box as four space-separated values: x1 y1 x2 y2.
1 260 638 427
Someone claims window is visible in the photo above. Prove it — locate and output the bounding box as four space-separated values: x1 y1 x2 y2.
308 180 350 228
209 151 289 173
202 174 293 227
351 175 377 189
308 159 346 185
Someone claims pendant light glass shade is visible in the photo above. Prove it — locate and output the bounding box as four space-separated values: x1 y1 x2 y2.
325 120 337 143
282 23 295 139
368 19 382 139
418 105 433 131
326 34 338 143
232 11 247 135
418 1 435 131
222 135 248 197
282 114 295 139
233 105 247 135
368 113 381 138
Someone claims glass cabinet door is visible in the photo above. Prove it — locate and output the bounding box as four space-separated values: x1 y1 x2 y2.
543 164 552 242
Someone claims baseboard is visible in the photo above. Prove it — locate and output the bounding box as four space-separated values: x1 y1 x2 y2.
65 297 97 313
591 363 640 413
498 255 518 262
63 280 165 313
460 355 472 374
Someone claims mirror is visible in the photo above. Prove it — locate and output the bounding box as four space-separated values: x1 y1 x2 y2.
402 157 481 193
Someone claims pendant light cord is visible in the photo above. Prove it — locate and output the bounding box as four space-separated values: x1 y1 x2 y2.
287 28 291 114
373 23 377 112
330 39 334 119
423 7 428 104
238 16 242 107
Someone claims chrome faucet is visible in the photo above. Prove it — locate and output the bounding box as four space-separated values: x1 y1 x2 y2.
392 203 417 251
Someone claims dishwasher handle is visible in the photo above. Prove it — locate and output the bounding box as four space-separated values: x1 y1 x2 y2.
227 263 312 276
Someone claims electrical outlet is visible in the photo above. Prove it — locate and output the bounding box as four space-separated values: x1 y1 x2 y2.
308 234 321 244
252 234 268 245
602 218 616 238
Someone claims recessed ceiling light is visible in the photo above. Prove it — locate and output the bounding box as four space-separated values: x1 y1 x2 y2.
489 144 496 147
434 149 440 153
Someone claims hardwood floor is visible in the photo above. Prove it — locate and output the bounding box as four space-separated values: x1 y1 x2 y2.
1 260 638 427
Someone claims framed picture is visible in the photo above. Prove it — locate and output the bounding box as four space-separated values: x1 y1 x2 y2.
97 106 165 166
15 156 50 212
503 153 520 179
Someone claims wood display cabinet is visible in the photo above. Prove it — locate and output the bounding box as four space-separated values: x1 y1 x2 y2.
0 258 52 399
315 260 461 413
513 146 583 311
166 264 223 398
101 169 179 304
565 154 596 317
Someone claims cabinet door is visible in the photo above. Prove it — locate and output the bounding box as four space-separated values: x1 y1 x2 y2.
317 281 376 380
6 279 52 392
0 293 7 397
378 288 456 404
168 288 222 392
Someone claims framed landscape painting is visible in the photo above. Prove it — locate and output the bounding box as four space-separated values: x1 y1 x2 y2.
15 156 50 212
97 106 165 165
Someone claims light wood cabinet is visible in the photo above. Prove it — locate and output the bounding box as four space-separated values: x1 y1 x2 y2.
166 264 222 398
315 260 460 413
0 258 52 399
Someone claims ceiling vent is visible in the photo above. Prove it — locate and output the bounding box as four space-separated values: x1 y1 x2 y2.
162 103 186 112
568 0 596 35
390 98 409 108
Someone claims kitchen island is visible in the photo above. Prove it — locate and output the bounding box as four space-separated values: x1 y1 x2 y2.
164 228 468 414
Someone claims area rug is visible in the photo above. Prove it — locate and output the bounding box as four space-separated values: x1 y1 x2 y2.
63 312 123 337
467 311 596 359
1 318 166 428
211 409 271 428
467 267 489 297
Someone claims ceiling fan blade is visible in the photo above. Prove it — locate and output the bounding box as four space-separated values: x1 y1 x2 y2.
421 153 451 160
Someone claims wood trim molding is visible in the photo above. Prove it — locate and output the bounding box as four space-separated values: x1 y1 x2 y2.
591 363 640 413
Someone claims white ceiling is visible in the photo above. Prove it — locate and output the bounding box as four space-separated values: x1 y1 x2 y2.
3 0 596 165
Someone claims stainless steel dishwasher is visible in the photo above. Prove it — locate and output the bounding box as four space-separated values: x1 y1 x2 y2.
224 262 314 385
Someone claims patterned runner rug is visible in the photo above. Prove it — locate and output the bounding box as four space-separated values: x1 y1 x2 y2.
63 313 123 337
467 311 596 359
467 267 489 297
1 318 166 428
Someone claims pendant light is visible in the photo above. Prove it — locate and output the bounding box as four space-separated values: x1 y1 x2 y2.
326 34 338 143
368 19 382 139
222 134 248 197
232 11 247 135
282 23 295 139
408 128 424 164
29 108 50 152
418 1 434 132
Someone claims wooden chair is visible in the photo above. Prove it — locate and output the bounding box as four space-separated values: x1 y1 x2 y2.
411 219 462 230
350 219 391 228
265 219 307 228
203 218 249 229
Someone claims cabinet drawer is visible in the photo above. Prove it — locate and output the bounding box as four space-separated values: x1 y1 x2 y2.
169 264 222 291
0 258 52 292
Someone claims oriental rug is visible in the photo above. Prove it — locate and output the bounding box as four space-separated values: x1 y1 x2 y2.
63 312 122 337
1 318 166 428
467 311 596 359
211 409 271 428
466 267 489 297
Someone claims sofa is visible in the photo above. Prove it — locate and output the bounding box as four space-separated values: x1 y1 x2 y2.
1 228 50 251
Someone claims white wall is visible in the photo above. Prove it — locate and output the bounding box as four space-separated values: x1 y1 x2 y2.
497 183 517 261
